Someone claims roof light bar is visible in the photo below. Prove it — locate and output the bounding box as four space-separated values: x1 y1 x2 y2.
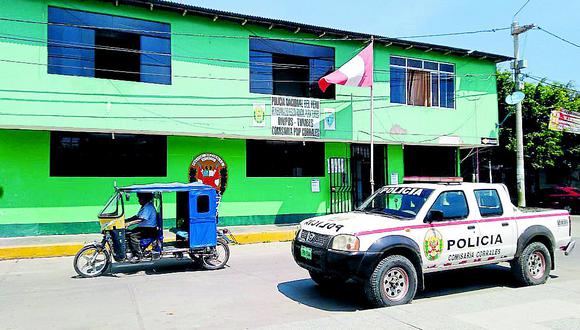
403 176 464 183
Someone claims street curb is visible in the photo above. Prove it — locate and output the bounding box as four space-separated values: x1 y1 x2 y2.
0 230 296 260
0 243 84 260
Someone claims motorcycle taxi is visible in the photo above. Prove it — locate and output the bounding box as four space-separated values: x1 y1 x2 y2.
73 182 230 277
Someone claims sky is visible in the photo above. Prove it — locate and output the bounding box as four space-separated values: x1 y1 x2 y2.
185 0 580 87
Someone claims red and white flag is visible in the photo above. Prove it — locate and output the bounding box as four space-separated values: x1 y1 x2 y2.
318 42 373 92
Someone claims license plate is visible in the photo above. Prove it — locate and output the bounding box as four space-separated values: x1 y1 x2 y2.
300 246 312 260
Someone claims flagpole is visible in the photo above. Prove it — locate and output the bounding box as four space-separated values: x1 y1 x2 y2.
369 36 375 195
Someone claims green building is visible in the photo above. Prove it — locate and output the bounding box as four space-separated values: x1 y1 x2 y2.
0 0 511 237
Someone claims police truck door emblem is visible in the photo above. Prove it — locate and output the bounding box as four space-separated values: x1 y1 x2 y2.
424 229 443 261
189 153 228 194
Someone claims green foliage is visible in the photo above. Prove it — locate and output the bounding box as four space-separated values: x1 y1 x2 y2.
497 72 579 174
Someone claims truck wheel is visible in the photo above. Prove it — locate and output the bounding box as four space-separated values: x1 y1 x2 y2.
364 255 418 307
309 271 342 288
511 242 552 286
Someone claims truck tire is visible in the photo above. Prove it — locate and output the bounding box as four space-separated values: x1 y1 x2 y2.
309 270 342 288
511 241 552 286
364 255 418 307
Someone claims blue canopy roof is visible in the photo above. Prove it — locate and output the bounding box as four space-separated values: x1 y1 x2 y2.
119 182 214 193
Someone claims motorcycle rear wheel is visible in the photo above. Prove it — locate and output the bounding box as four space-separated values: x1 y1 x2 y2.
201 239 230 270
73 245 111 278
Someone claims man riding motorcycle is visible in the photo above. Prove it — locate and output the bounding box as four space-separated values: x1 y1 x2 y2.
125 192 157 262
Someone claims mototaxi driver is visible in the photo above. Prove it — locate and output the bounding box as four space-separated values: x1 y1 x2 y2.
125 192 157 261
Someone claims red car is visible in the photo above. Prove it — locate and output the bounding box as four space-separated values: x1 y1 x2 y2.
535 186 580 214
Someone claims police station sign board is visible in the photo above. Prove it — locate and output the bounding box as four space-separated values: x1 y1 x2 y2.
271 96 320 138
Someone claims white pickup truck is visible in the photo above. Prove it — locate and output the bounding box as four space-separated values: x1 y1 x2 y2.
292 183 575 307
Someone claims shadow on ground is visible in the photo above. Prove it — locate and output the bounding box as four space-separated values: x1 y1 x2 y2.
277 279 369 312
278 264 530 312
71 258 222 278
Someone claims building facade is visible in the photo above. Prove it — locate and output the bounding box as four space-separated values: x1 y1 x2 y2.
0 0 510 237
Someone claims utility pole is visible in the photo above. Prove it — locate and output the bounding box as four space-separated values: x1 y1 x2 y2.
369 36 375 195
476 148 480 183
511 21 534 207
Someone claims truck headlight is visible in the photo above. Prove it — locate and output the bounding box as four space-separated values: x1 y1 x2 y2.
331 234 360 251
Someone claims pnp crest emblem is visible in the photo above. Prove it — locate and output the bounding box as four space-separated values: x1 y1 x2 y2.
189 153 228 194
424 228 443 261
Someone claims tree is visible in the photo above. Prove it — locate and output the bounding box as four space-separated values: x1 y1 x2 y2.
494 71 579 190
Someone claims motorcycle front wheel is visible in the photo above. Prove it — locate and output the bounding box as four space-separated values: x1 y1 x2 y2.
201 239 230 270
73 245 111 278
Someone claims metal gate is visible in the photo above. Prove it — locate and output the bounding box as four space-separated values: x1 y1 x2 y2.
329 157 352 213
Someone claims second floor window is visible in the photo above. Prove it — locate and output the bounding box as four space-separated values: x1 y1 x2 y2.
48 7 171 85
390 56 455 108
249 38 335 99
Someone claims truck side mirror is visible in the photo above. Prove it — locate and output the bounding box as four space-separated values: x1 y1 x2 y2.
425 210 444 223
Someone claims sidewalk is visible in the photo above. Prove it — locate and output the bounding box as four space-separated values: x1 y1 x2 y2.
0 224 298 260
1 216 578 260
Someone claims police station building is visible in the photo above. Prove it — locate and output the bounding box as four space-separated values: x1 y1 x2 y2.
0 0 510 237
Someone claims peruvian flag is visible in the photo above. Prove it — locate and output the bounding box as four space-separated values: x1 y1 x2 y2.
318 41 373 92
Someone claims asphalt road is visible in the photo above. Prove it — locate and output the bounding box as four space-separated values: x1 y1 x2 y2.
0 234 579 329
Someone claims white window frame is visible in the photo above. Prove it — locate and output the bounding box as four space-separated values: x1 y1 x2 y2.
389 56 456 109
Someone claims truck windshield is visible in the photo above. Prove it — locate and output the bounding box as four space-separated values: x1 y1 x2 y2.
357 187 434 219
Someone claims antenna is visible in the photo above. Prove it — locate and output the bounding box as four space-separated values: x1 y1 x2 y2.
505 91 525 105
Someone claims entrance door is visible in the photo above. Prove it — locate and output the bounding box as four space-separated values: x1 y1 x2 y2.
329 157 352 213
350 144 385 208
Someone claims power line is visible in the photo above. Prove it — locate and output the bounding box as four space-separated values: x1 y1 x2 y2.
0 88 494 111
523 73 580 94
0 89 496 116
536 26 580 50
513 0 532 19
0 55 499 84
0 33 331 71
0 95 380 107
0 88 377 100
0 32 502 76
390 27 510 40
0 109 493 140
0 103 402 120
0 16 514 43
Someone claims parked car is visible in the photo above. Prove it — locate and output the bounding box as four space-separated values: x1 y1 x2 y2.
292 183 575 307
533 186 580 214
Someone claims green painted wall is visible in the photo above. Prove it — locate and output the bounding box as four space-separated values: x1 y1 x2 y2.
387 145 404 184
0 0 500 145
352 48 500 146
0 129 349 235
0 0 504 236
